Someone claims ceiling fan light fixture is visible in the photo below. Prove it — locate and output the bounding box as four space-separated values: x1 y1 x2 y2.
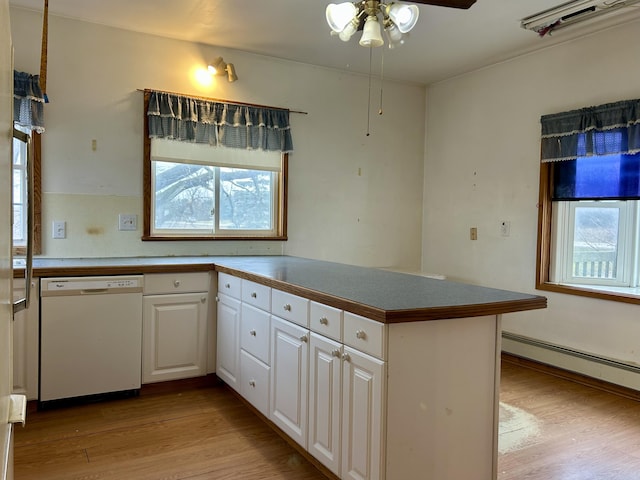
339 19 359 41
359 14 384 47
326 2 358 32
384 21 404 48
386 3 419 33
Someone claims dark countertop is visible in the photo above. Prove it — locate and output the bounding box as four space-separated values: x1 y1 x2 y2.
15 255 546 323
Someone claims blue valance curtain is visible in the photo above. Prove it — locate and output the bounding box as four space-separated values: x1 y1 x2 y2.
13 71 45 133
147 90 293 153
540 98 640 163
542 99 640 200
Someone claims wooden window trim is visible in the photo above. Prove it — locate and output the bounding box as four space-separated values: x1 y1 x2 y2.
13 132 42 256
141 90 288 241
535 162 640 306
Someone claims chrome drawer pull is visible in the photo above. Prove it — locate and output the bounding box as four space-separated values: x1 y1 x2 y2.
251 292 257 298
331 349 341 358
300 334 308 343
249 329 257 336
249 380 256 387
342 353 351 362
225 283 231 289
356 329 367 340
283 304 292 311
319 317 329 325
173 280 181 288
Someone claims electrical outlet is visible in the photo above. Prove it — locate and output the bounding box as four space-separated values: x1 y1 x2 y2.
470 227 478 240
500 221 511 237
52 221 66 239
118 214 137 231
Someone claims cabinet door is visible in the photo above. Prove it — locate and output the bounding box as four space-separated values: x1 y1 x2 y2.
308 333 342 477
270 315 309 448
342 346 386 480
143 292 208 383
216 292 241 392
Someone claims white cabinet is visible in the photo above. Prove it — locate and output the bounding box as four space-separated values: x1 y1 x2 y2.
143 272 210 384
308 332 342 476
216 292 241 391
341 346 385 480
12 278 39 400
215 272 501 480
270 315 309 448
232 278 272 415
216 273 242 391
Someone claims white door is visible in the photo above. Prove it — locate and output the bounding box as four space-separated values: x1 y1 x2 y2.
270 316 308 448
308 333 342 476
143 292 208 383
0 1 14 478
342 347 386 480
216 292 241 391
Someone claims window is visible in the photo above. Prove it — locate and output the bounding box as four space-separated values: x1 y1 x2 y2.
12 126 28 247
148 139 286 238
143 90 291 241
537 100 640 303
11 128 41 256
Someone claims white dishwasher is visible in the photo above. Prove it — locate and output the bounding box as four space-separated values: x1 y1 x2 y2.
39 276 143 408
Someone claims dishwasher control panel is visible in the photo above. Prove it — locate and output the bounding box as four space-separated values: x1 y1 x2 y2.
41 276 144 296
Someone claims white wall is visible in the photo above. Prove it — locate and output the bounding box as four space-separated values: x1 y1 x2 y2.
10 7 425 268
423 20 640 368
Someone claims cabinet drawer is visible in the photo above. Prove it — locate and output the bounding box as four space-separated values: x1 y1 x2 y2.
271 289 309 327
240 304 270 364
240 350 270 418
218 272 241 299
343 312 386 360
241 279 271 311
310 301 342 341
144 272 209 295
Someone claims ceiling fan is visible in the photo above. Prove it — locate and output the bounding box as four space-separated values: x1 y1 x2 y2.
326 0 477 48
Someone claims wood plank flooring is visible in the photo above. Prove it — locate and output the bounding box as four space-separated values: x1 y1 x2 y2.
14 361 640 480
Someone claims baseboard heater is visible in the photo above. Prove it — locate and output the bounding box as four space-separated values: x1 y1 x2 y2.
502 332 640 391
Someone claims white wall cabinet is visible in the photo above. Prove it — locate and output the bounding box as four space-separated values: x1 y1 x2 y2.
12 278 39 400
143 272 210 384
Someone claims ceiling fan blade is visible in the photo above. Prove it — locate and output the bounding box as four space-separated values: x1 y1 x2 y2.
411 0 477 9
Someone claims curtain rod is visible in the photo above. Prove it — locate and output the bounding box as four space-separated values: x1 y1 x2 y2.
137 88 308 115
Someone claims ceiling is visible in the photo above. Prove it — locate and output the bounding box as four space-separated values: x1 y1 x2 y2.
8 0 640 85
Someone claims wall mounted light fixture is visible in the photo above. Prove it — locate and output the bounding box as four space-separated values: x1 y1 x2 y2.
207 57 238 82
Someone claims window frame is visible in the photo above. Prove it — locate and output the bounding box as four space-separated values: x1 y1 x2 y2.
142 93 288 241
12 129 42 256
536 162 640 305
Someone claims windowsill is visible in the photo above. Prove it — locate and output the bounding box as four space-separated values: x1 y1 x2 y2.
537 281 640 305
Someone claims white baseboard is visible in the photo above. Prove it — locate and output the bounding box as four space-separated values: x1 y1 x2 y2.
502 332 640 391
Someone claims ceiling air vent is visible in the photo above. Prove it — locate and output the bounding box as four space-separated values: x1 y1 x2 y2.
521 0 640 36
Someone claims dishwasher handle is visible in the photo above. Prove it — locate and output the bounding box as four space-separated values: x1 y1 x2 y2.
80 289 110 294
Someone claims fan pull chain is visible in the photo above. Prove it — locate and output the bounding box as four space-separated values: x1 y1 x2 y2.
379 46 384 116
366 46 373 137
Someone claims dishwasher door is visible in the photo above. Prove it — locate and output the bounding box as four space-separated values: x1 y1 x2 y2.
39 276 143 406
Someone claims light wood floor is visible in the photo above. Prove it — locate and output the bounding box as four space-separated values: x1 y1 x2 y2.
14 361 640 480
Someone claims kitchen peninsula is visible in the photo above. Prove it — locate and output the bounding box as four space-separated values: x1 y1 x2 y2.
16 255 546 480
